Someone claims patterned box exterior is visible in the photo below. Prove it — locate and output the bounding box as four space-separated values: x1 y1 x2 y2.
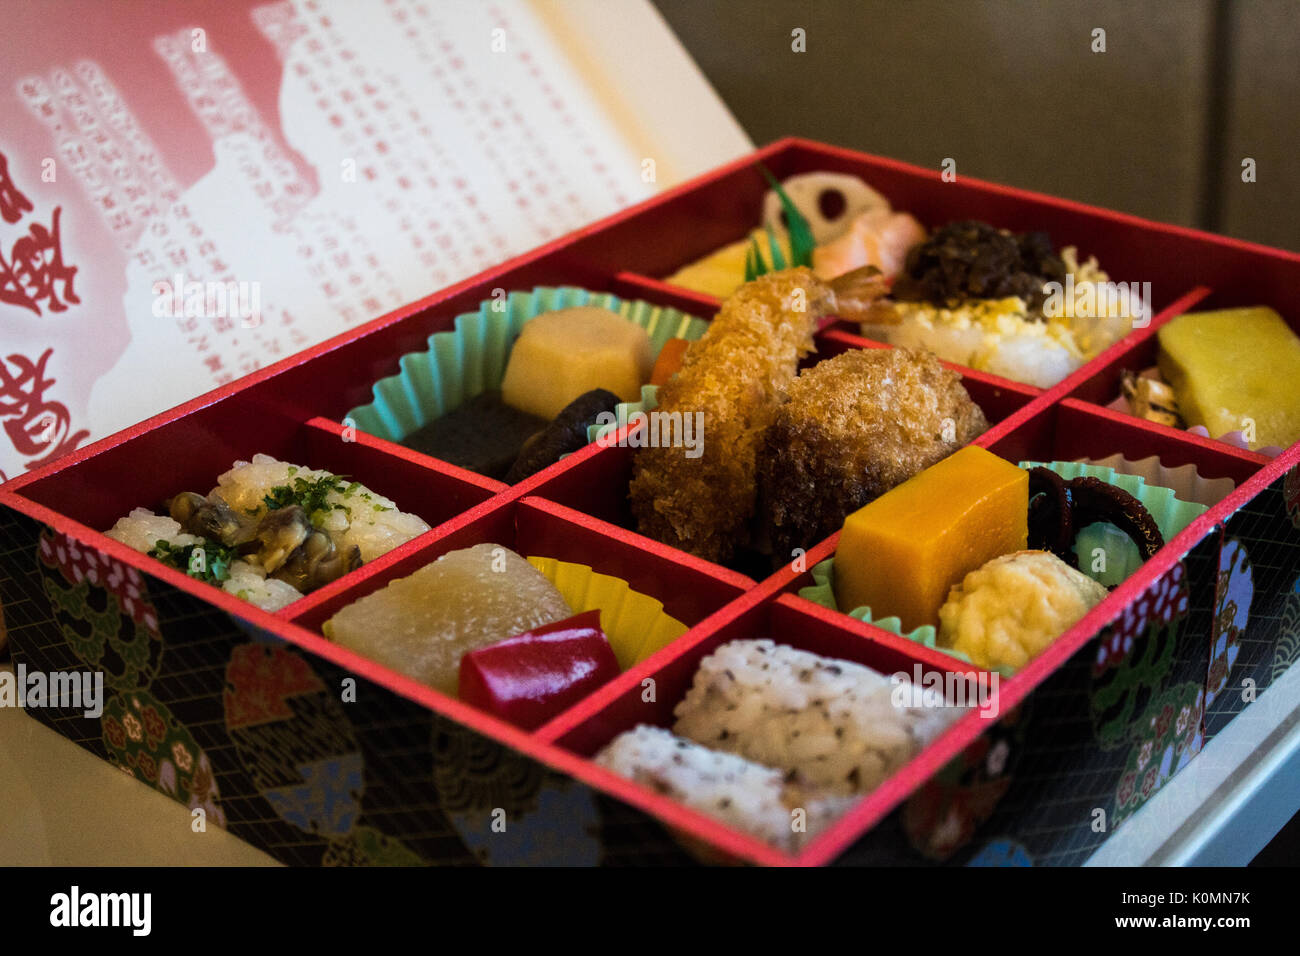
831 529 1218 867
1203 463 1300 738
7 491 1278 867
2 507 695 866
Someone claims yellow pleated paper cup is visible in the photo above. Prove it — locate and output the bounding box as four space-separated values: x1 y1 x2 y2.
527 556 689 670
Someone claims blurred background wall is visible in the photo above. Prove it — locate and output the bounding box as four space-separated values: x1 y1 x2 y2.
653 0 1298 251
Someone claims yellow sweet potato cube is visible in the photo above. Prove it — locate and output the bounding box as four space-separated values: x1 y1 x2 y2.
834 446 1028 632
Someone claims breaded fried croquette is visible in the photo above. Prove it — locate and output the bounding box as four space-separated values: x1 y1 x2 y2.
757 347 988 559
629 267 888 563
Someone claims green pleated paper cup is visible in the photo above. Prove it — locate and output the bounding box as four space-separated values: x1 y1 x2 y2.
1019 460 1208 587
346 287 710 444
798 558 1001 672
587 384 662 445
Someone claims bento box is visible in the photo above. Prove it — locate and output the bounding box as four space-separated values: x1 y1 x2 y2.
2 138 1298 867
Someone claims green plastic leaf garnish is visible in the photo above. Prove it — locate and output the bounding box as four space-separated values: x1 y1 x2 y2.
765 222 787 271
744 163 816 280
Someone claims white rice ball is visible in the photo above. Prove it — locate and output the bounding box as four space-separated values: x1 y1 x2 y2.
673 639 961 797
104 508 203 554
594 725 855 853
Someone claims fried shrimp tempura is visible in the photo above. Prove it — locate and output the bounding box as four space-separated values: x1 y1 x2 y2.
757 347 988 559
629 266 887 563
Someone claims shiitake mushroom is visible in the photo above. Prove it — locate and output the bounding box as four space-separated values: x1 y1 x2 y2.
505 388 621 483
167 486 369 590
166 491 207 526
166 491 362 594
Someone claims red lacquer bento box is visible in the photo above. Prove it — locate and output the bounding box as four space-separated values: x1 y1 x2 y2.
3 138 1299 867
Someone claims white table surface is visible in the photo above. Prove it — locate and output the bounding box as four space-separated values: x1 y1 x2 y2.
0 670 278 866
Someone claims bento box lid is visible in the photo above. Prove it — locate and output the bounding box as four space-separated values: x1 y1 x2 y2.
0 0 750 482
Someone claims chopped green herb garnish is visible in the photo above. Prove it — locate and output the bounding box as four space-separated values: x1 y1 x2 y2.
261 473 356 527
148 538 238 585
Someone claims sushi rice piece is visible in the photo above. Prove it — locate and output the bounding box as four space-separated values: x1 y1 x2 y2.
860 248 1140 388
595 639 965 853
104 508 204 555
593 725 856 854
862 296 1086 389
219 560 303 613
673 639 961 797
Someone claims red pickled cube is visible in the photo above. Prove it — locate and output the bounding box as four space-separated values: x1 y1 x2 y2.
458 610 619 729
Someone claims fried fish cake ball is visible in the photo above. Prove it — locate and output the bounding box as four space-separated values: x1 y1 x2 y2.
630 268 884 564
630 397 763 562
757 346 989 560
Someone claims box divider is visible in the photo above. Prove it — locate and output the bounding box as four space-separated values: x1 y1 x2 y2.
1053 399 1270 481
516 495 755 592
793 698 1001 866
755 529 839 597
1039 284 1214 404
523 439 768 583
774 592 985 675
531 587 775 746
301 415 507 496
538 587 1000 866
609 271 722 315
280 493 519 628
1060 287 1214 407
215 592 797 866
